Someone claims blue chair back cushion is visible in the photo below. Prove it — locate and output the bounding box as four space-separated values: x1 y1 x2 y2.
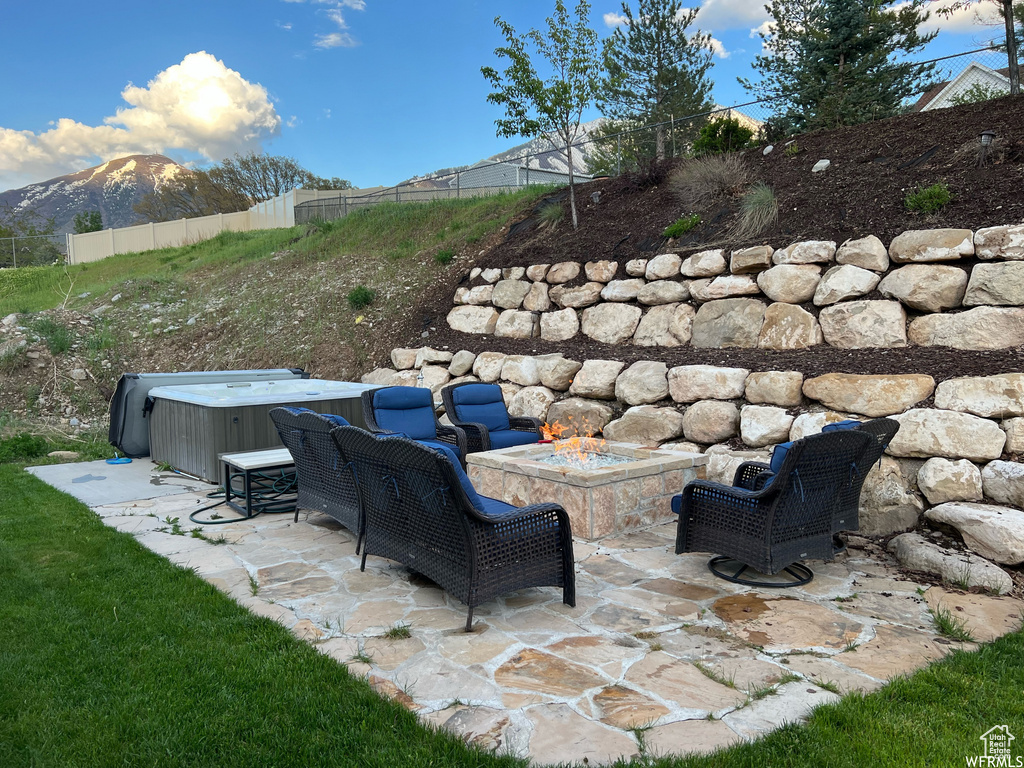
487 429 540 450
319 413 349 427
426 443 514 519
769 441 793 474
822 420 861 433
451 384 511 432
372 387 437 440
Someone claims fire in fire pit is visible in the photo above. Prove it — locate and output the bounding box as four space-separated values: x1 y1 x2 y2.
540 419 627 469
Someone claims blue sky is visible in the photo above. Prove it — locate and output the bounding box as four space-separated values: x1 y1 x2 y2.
0 0 1011 192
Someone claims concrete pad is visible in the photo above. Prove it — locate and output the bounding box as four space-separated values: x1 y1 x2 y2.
27 458 209 506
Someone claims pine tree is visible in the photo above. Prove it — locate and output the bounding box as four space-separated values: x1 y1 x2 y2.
599 0 715 160
742 0 937 132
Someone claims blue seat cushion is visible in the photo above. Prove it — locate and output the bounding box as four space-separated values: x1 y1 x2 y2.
451 384 511 432
372 387 437 440
477 496 517 519
770 441 794 474
425 442 512 518
488 428 540 450
822 419 861 433
671 494 682 515
319 413 349 427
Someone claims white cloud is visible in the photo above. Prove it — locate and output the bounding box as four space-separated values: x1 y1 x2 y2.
709 36 730 58
603 11 628 27
276 20 293 30
0 52 281 190
284 0 365 48
694 0 771 30
909 2 1003 33
286 115 299 128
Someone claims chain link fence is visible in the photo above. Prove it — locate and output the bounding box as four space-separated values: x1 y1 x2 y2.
0 235 67 269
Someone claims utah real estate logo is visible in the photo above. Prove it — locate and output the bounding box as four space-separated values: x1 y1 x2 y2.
968 726 1022 767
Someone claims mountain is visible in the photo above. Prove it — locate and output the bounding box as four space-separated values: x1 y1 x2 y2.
0 155 185 234
482 118 607 175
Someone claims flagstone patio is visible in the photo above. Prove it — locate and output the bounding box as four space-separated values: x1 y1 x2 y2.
89 467 1022 766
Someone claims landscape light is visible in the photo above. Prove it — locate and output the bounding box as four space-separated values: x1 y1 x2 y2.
980 130 996 147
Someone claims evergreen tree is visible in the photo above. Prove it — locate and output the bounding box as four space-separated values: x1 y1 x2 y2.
599 0 715 160
741 0 937 132
72 210 102 234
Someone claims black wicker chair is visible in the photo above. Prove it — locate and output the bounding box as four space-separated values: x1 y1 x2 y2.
361 386 467 464
441 382 542 453
675 429 874 587
331 425 575 631
269 407 363 546
731 417 900 545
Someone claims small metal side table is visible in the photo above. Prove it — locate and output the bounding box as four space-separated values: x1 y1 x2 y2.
219 448 297 518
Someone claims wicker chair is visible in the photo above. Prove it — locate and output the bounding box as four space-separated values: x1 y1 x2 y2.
361 386 467 464
675 429 874 586
331 425 575 631
731 417 900 542
441 382 542 453
268 407 362 546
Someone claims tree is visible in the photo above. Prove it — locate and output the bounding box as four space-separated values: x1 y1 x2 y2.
691 117 755 154
133 170 251 222
482 0 603 229
0 204 61 267
599 0 715 161
741 0 937 132
72 210 103 234
937 1 1020 96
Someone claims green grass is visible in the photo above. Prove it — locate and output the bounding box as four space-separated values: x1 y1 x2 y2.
930 605 977 643
663 214 701 239
347 285 376 310
30 317 73 355
905 183 952 214
380 623 412 640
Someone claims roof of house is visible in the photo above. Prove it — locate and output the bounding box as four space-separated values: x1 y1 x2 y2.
912 62 1011 111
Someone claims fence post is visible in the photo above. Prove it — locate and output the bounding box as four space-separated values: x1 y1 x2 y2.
525 156 530 187
344 196 348 218
456 171 461 199
109 228 116 258
150 222 157 250
671 115 676 158
616 135 621 176
10 237 15 268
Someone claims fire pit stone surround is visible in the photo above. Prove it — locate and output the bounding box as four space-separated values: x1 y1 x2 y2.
466 439 707 540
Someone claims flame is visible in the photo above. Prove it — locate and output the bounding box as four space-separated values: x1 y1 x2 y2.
541 417 606 466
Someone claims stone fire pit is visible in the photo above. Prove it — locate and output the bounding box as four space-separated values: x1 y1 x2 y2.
466 439 707 540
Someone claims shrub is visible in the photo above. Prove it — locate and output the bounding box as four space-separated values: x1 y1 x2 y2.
538 202 564 227
663 215 701 239
0 433 50 463
31 317 72 355
784 142 800 157
733 183 779 240
670 153 753 210
692 117 754 154
434 249 454 265
905 183 952 214
949 83 1008 106
0 345 28 374
347 285 376 310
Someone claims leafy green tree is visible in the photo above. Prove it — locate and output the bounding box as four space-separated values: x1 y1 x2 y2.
599 0 715 161
72 210 103 234
741 0 937 132
481 0 603 229
691 117 755 154
936 1 1020 96
0 204 61 267
133 171 250 222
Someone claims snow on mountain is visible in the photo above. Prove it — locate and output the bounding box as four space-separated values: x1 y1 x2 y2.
0 155 185 234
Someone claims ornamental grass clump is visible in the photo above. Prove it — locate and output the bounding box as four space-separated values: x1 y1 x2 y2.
346 285 376 310
905 183 952 214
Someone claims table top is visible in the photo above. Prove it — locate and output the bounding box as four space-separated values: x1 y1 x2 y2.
219 448 294 470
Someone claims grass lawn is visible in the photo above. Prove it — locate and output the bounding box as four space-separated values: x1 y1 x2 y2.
1 459 1022 768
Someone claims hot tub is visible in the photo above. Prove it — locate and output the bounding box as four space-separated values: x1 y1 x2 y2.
148 379 378 482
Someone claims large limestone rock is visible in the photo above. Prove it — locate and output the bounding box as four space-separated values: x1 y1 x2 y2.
740 405 795 448
480 268 502 283
858 456 924 535
802 373 934 417
730 245 773 274
615 361 670 405
472 352 507 382
889 409 1006 461
756 265 821 304
877 265 968 313
569 360 625 400
681 249 727 277
550 282 603 308
645 253 683 280
633 304 684 347
581 304 643 344
546 398 615 437
773 240 836 265
703 446 772 484
682 401 740 444
668 365 749 403
889 228 974 263
546 261 580 284
934 374 1024 418
603 405 685 445
638 280 690 305
462 285 495 305
448 350 476 376
600 279 646 302
812 265 881 306
836 235 889 271
789 411 855 441
744 371 804 407
964 262 1024 306
975 224 1024 260
888 534 1012 594
585 260 619 282
447 306 499 334
917 458 983 505
758 303 822 350
925 502 1024 565
537 356 582 391
498 382 522 405
1003 417 1024 454
509 386 556 422
526 264 550 281
540 308 580 341
494 310 537 339
689 275 760 302
419 365 451 396
908 307 1024 349
523 282 551 312
668 304 696 345
491 280 531 309
501 355 541 386
691 299 766 349
625 258 648 277
391 348 418 370
361 368 398 386
818 300 906 348
415 347 454 367
502 266 526 280
981 460 1024 508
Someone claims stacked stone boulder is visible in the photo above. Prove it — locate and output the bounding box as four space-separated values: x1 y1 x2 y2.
447 224 1024 351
